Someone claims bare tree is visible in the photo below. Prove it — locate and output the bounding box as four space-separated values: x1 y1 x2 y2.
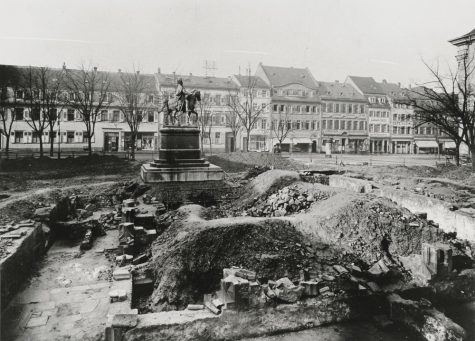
224 106 241 152
64 65 111 156
271 109 293 153
115 69 157 160
228 70 268 152
0 65 21 157
22 66 62 157
407 54 475 170
197 92 213 154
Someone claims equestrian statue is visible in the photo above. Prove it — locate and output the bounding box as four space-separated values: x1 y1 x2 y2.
162 78 201 126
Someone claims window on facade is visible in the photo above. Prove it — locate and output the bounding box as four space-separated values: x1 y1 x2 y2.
261 119 267 130
353 121 357 130
305 120 310 130
82 131 89 143
67 109 75 121
100 110 108 121
335 103 340 113
369 111 373 117
369 124 374 133
147 111 154 122
280 105 285 112
296 120 301 129
322 120 327 129
15 108 24 120
369 97 375 103
32 132 40 143
382 125 387 133
66 131 75 143
31 108 41 121
400 127 405 135
359 121 364 130
214 132 221 144
340 120 344 130
273 104 278 112
341 104 346 113
306 105 310 113
14 131 23 143
312 106 316 113
148 95 154 103
348 104 352 113
393 127 398 134
360 105 365 113
311 120 316 130
112 110 119 122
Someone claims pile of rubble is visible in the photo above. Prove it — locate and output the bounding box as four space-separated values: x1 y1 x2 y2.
247 185 329 217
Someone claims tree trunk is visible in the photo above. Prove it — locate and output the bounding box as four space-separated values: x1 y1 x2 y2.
49 127 54 157
455 141 461 167
39 136 44 157
245 129 251 152
5 136 10 159
130 135 136 160
88 133 92 156
471 145 475 172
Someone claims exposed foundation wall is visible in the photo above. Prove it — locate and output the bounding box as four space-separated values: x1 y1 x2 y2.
1 224 46 310
328 175 475 242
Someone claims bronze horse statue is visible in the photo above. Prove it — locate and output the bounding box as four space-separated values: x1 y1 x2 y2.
162 90 201 126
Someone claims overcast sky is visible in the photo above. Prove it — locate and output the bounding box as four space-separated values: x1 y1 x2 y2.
1 0 474 86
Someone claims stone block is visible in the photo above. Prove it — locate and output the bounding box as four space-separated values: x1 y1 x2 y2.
113 268 131 281
221 275 249 310
422 243 452 277
109 290 128 302
333 265 349 274
111 313 138 328
300 281 319 296
123 199 136 208
134 213 154 230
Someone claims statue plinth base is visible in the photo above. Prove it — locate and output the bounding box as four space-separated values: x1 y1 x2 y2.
140 125 224 206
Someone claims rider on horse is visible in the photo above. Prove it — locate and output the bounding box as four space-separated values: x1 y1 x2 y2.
175 78 190 113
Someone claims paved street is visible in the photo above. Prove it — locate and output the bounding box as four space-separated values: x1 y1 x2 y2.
1 227 133 341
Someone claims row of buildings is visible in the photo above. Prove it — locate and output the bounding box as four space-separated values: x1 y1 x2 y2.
0 63 456 155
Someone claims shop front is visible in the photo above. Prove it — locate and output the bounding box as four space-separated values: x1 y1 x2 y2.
391 139 413 154
414 140 438 154
123 132 157 151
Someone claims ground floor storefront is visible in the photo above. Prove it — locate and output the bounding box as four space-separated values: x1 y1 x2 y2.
391 140 413 154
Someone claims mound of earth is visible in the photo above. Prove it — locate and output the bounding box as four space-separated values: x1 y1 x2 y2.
146 205 313 311
293 194 448 265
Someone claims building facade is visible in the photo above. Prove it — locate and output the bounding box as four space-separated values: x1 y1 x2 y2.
319 81 368 153
256 64 321 153
0 65 160 153
346 76 391 153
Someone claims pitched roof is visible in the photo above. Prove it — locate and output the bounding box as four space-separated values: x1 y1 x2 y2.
156 73 237 90
347 76 385 95
378 80 406 100
449 28 475 46
233 75 269 89
260 65 318 89
319 81 366 101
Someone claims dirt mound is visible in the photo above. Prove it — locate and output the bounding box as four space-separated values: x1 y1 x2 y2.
206 152 301 173
294 195 447 265
147 205 312 311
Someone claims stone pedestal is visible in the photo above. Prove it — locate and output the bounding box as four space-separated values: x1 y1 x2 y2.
140 126 224 206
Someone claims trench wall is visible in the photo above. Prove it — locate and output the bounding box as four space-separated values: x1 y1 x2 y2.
328 175 475 242
1 224 46 310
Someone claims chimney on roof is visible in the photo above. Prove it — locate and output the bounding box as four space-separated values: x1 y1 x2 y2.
172 71 176 80
93 66 97 72
62 62 66 70
382 79 387 84
335 80 339 83
136 70 140 75
398 82 401 87
157 67 161 74
189 73 192 76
